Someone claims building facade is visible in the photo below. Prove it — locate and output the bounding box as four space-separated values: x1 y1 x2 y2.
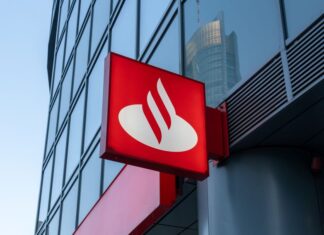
36 0 324 234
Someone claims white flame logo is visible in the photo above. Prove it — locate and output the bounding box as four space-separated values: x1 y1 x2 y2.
118 79 198 152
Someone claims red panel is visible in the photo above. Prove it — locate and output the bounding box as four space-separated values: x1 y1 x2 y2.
101 53 208 180
206 103 229 160
74 165 176 235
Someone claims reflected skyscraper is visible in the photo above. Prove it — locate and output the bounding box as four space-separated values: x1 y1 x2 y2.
185 12 241 106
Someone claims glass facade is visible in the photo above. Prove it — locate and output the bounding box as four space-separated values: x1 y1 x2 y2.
36 0 323 234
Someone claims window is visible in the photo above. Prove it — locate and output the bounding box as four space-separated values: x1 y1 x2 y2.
58 0 69 38
37 156 53 230
65 90 85 182
79 0 92 28
84 44 107 149
91 0 110 56
140 0 172 52
58 59 73 128
47 208 60 235
65 1 79 64
184 0 281 106
78 146 101 222
60 181 78 235
50 126 67 207
46 96 59 155
283 0 324 39
73 19 90 95
104 160 124 190
52 34 65 96
148 15 179 74
111 0 136 58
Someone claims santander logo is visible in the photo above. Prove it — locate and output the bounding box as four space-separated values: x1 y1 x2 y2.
118 79 198 152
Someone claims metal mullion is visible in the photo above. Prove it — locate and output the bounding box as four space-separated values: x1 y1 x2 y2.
135 0 140 59
178 0 185 75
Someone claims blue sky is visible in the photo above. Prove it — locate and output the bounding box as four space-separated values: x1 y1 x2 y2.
0 1 52 234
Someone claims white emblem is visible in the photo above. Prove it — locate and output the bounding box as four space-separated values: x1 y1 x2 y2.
118 79 198 152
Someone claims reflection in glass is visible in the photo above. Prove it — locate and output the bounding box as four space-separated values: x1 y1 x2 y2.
51 126 67 207
60 182 78 235
284 0 323 39
73 19 90 95
79 146 101 222
37 156 53 230
46 96 59 155
91 0 110 56
65 1 79 64
111 0 136 58
185 13 240 106
58 59 72 128
184 0 281 106
65 90 85 182
84 45 107 149
148 15 179 74
140 0 171 52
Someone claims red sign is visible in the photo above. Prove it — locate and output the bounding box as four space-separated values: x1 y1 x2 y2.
100 53 208 180
74 165 176 235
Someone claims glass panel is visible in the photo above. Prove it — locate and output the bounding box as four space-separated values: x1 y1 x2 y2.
65 1 79 63
52 34 65 96
47 208 60 235
112 0 118 10
58 0 69 37
37 156 53 229
60 181 78 235
284 0 324 39
46 96 59 155
65 90 85 182
78 146 101 222
184 0 281 106
111 0 136 58
73 19 90 95
148 15 179 74
51 126 67 207
58 59 73 128
140 0 171 52
91 0 110 56
79 0 92 28
103 160 124 190
84 45 107 149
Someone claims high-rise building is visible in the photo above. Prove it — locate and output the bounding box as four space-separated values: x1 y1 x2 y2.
35 0 324 234
185 12 241 106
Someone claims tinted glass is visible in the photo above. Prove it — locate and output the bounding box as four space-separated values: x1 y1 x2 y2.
47 208 60 235
79 146 101 222
60 181 78 235
51 126 67 207
184 0 281 106
73 19 90 95
52 35 65 96
111 0 136 58
58 59 73 127
79 0 92 28
148 15 179 74
103 160 124 190
37 156 53 229
65 90 85 182
91 0 110 56
284 0 324 39
65 1 79 64
58 0 69 37
140 0 171 52
46 96 59 155
84 45 106 149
